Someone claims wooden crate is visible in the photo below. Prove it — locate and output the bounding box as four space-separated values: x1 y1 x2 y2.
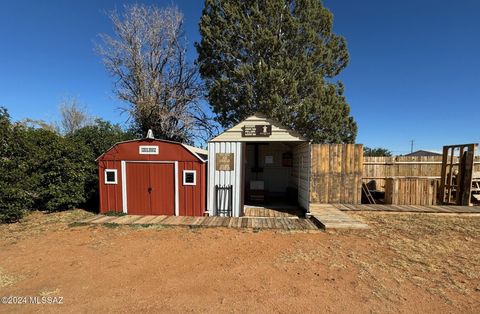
384 177 439 205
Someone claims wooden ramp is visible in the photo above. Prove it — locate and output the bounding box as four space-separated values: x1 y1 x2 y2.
243 206 302 218
81 215 320 232
309 204 369 230
331 204 480 214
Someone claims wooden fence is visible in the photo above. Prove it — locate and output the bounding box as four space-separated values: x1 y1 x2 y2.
308 149 479 206
363 156 480 192
384 178 439 205
310 144 363 204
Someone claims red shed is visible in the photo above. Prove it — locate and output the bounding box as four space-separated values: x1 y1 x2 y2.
97 137 207 216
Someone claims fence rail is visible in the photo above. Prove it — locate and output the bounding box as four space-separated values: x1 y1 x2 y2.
363 156 480 192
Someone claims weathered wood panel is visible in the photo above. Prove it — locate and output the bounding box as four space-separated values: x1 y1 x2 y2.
310 144 363 204
384 178 439 205
83 214 320 231
363 156 480 191
331 203 480 213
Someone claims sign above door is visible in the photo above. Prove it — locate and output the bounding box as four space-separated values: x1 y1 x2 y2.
139 145 159 155
242 125 272 137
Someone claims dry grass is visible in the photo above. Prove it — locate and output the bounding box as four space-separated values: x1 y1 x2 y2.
1 209 479 312
0 267 22 288
276 212 480 308
39 287 61 297
347 213 480 305
0 209 94 242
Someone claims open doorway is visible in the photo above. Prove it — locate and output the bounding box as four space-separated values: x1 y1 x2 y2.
243 141 307 217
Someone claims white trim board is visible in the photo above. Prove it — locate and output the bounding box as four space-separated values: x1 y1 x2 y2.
104 169 118 184
121 161 127 213
183 170 197 186
174 161 179 216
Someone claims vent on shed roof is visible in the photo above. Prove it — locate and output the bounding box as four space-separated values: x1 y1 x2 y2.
146 129 154 139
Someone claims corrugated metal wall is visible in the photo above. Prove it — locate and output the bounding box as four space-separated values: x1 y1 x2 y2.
207 142 244 217
292 143 311 211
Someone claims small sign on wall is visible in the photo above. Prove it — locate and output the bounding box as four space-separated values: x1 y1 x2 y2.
216 153 234 171
265 155 273 164
242 125 272 137
139 145 159 155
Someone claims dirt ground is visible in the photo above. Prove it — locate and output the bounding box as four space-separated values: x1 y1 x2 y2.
0 210 479 313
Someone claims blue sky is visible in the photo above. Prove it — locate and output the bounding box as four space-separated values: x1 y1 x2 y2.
1 0 479 154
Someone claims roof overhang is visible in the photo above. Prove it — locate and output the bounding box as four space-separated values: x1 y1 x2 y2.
209 112 308 143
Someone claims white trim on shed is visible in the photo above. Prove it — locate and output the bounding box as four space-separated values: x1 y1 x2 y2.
104 169 118 184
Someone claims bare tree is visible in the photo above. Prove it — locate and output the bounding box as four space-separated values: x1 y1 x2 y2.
96 4 216 144
18 118 57 133
58 96 93 135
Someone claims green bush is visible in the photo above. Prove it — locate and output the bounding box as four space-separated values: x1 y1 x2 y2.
24 128 91 212
68 120 135 210
0 108 31 222
0 108 135 223
0 186 27 223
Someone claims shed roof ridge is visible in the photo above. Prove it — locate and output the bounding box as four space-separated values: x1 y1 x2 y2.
96 138 206 162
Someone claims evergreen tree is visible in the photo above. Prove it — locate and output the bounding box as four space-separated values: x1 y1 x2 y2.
364 146 393 157
196 0 357 143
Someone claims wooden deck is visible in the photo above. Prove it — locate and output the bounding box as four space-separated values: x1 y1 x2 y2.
331 204 480 214
81 215 320 231
309 204 370 230
243 206 303 218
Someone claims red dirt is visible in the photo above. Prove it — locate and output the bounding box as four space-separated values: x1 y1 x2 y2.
0 210 479 313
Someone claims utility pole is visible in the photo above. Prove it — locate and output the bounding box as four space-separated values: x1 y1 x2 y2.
410 140 414 153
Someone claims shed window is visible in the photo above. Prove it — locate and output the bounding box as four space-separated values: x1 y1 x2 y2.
183 170 196 186
104 169 118 184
